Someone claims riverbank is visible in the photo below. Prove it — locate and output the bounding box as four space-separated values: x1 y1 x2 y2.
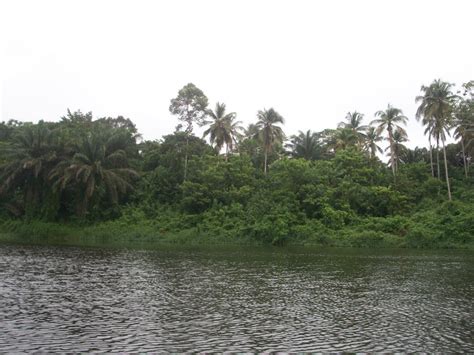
1 204 473 249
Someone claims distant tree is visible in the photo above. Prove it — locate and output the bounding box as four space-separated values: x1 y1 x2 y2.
330 128 358 151
386 128 408 171
454 106 472 178
454 81 474 177
237 123 263 168
339 111 368 149
138 133 214 204
203 102 243 160
364 126 383 159
169 83 209 180
95 116 140 138
372 104 408 177
401 147 429 164
255 108 285 174
287 130 322 160
60 109 93 125
0 120 24 142
415 80 457 200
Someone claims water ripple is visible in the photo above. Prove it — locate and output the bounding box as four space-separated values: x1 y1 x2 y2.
0 244 473 352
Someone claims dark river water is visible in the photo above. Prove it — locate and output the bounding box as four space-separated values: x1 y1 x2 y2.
0 243 473 352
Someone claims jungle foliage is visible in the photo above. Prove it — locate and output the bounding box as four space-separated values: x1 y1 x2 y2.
1 80 473 248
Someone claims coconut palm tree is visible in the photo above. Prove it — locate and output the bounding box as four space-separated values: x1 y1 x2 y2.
453 111 472 178
416 80 458 177
415 80 457 200
339 111 368 149
454 89 474 178
203 102 242 160
287 130 322 160
330 128 358 151
371 104 408 177
50 133 138 217
364 126 383 159
255 108 285 174
386 128 408 171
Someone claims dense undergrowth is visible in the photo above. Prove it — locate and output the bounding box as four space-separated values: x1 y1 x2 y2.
1 144 473 249
2 186 473 249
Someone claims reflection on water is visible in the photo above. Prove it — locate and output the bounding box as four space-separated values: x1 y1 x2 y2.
0 244 473 352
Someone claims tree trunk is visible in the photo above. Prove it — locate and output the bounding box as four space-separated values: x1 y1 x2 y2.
461 138 468 178
225 144 228 162
436 139 440 179
442 139 452 201
388 130 396 177
184 135 189 181
394 148 398 173
428 135 434 177
264 149 268 175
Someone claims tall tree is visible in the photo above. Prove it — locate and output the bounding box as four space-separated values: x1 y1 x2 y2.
339 111 368 149
169 83 209 180
386 128 408 171
454 106 473 178
330 128 358 151
415 79 457 200
203 103 242 160
372 104 408 176
364 126 383 159
255 108 285 174
454 81 474 178
287 130 322 160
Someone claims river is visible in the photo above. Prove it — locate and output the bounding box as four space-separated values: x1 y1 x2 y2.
0 243 472 352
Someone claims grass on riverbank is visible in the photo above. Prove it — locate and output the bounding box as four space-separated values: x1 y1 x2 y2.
1 200 473 250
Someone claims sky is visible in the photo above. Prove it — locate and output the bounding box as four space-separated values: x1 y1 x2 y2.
1 0 473 151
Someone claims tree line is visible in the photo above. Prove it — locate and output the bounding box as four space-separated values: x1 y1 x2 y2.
0 79 472 246
170 80 473 196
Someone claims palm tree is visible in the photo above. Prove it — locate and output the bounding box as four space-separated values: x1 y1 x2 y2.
364 126 383 159
237 123 261 159
330 128 358 151
453 115 470 178
203 103 242 160
415 80 457 200
50 133 138 217
255 108 285 174
0 123 60 214
454 97 474 178
339 111 368 149
287 130 322 160
371 104 408 176
386 128 408 171
401 147 429 164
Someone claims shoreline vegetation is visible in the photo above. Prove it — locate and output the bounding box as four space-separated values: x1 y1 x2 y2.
1 80 473 249
0 196 473 249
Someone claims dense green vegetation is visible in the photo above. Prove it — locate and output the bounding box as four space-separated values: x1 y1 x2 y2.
1 80 473 248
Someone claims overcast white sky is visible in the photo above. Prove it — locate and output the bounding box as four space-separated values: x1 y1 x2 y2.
1 0 473 150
